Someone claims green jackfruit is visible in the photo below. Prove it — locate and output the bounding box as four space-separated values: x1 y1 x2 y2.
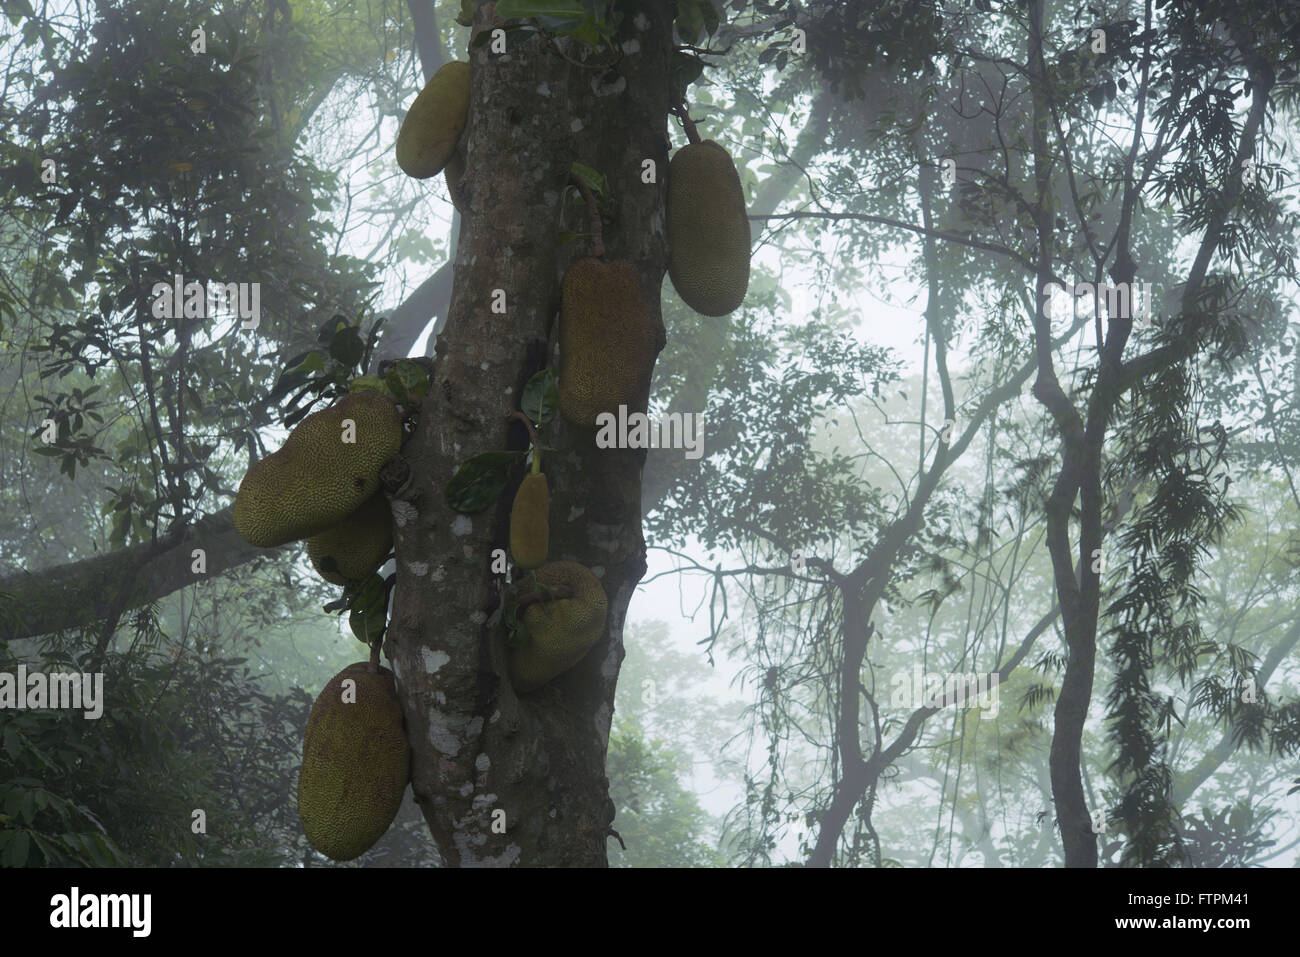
666 140 750 316
396 60 470 179
298 663 410 862
509 472 549 570
511 561 608 692
233 391 402 548
306 493 394 586
557 258 658 430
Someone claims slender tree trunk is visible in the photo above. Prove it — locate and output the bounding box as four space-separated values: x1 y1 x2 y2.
383 3 672 867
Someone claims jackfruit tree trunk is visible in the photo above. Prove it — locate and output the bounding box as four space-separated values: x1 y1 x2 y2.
383 3 672 866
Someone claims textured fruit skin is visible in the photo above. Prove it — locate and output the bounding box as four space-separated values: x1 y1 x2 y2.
667 140 751 316
396 60 470 178
233 391 402 548
306 492 394 586
511 561 608 693
509 472 549 570
557 258 658 429
297 663 410 862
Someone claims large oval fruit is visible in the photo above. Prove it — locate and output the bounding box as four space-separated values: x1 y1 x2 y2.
666 140 751 316
557 258 658 429
306 492 394 586
298 663 410 862
233 391 402 548
511 561 608 693
395 60 470 179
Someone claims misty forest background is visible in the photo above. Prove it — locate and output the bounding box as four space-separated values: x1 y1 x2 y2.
1 0 1299 867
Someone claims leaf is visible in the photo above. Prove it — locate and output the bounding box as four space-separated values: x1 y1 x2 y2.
327 324 365 369
455 0 474 26
348 573 388 643
1 829 28 867
348 375 394 398
316 314 349 345
521 368 558 425
445 450 526 513
385 358 430 402
569 161 608 200
676 0 705 43
671 51 706 99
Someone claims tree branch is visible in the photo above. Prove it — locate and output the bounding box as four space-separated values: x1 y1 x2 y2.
0 507 289 642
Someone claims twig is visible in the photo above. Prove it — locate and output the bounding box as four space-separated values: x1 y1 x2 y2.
671 100 702 145
505 409 539 450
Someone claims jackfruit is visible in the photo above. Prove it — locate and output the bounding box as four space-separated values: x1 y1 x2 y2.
233 391 402 548
396 60 470 179
306 492 394 586
509 471 549 570
510 561 608 692
298 662 409 862
557 258 658 430
666 140 750 316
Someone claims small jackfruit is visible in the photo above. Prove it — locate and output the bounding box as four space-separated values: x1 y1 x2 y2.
298 662 410 862
666 140 751 316
233 391 402 548
306 492 394 586
509 472 549 570
557 258 658 430
396 60 470 179
510 561 608 692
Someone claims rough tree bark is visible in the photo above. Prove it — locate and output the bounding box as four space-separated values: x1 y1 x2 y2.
382 3 672 867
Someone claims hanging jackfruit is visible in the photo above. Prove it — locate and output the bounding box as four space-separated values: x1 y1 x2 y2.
306 492 394 586
509 471 549 570
510 561 608 692
557 258 658 430
396 60 470 179
666 140 750 316
233 391 402 548
298 662 410 862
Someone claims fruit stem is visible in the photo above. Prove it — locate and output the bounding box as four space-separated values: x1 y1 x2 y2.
672 101 702 145
368 639 380 673
571 173 605 259
505 409 540 459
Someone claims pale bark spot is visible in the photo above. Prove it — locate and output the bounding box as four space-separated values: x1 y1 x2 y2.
421 648 450 673
427 711 462 755
406 561 429 576
391 500 417 528
451 515 473 536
